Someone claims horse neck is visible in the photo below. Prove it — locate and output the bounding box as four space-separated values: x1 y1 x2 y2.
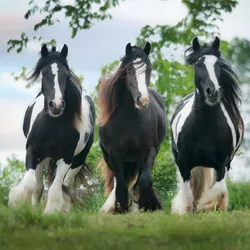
113 76 135 110
64 79 82 118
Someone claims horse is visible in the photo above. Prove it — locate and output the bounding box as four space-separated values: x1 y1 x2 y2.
97 42 166 213
8 44 95 213
170 36 244 214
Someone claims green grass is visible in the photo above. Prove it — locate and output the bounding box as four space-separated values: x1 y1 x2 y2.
1 206 250 250
1 181 250 249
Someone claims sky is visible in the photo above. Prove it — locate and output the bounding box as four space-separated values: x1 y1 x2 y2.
0 0 250 180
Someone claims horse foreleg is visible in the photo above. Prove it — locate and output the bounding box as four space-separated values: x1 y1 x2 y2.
138 148 162 211
110 152 128 213
171 164 193 215
100 177 117 213
9 147 37 207
31 158 50 206
44 159 71 214
197 166 228 212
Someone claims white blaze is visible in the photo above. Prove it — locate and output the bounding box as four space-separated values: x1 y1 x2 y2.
133 58 148 99
204 55 220 91
51 63 62 108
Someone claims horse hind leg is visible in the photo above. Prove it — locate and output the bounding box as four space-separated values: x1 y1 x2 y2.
197 166 228 212
138 148 162 211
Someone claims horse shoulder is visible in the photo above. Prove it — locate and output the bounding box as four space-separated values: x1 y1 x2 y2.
171 93 195 146
73 95 95 156
23 92 44 138
219 103 244 158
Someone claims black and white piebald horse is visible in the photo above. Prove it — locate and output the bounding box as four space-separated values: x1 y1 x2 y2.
8 44 95 213
170 37 244 214
98 42 166 213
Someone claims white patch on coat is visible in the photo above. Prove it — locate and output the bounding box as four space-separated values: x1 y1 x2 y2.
204 55 220 91
133 58 148 99
8 169 36 207
220 103 237 159
27 94 44 137
44 159 71 214
74 96 91 156
100 177 117 213
51 63 62 108
171 180 194 215
63 166 82 189
171 95 194 147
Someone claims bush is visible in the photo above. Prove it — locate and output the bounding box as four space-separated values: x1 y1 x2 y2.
0 156 25 206
152 147 177 202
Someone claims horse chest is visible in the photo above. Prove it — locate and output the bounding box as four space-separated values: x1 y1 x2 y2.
178 107 234 160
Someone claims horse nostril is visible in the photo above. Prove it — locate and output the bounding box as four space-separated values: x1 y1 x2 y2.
48 101 55 109
136 95 141 105
60 100 66 109
206 88 212 96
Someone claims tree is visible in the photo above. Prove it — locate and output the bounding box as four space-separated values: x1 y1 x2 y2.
7 0 123 53
7 0 238 53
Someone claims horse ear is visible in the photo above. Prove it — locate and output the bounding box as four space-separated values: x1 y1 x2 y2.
61 44 68 58
126 43 132 55
41 44 48 57
143 41 151 55
192 37 200 51
211 36 220 50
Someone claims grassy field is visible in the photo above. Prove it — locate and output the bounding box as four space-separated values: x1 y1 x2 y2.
1 181 250 250
1 206 250 250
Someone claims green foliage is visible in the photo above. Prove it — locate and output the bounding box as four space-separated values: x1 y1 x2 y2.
228 180 250 211
152 148 177 200
0 156 25 205
226 37 250 84
7 0 124 53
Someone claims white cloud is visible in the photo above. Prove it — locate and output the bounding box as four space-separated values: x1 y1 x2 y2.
0 99 28 164
111 0 187 26
0 71 40 95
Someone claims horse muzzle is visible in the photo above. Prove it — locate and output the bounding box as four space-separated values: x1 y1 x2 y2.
135 96 149 109
48 100 66 117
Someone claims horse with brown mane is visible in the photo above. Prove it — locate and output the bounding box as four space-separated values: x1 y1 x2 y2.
97 42 166 213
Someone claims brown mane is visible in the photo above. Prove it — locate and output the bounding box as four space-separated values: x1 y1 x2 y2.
97 66 124 126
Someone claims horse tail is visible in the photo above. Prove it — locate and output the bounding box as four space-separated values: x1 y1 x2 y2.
98 157 114 197
190 167 216 204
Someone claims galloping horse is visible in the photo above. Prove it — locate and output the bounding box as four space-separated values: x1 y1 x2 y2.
171 37 244 214
98 42 166 213
9 44 95 213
